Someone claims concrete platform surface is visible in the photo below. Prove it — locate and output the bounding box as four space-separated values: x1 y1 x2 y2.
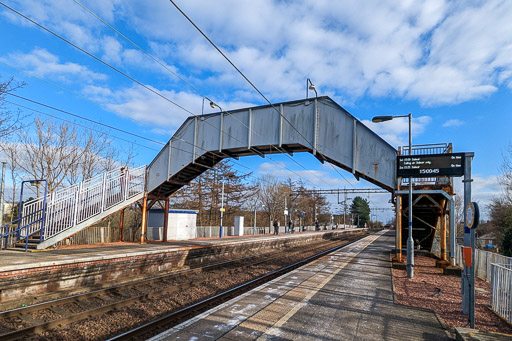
0 229 354 272
456 328 512 341
149 230 453 341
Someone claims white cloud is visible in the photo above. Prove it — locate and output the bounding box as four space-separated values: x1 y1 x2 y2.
1 48 107 83
442 119 464 128
361 116 432 148
4 0 512 106
83 84 255 132
453 174 503 220
257 161 348 188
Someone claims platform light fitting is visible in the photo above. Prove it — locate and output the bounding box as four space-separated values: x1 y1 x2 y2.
372 116 394 123
306 78 318 99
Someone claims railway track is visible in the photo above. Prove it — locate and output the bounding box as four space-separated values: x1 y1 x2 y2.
0 232 366 340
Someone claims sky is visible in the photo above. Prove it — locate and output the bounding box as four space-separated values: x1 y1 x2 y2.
1 0 511 221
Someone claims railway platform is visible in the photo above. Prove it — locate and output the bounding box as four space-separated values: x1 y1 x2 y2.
150 230 453 341
0 228 363 307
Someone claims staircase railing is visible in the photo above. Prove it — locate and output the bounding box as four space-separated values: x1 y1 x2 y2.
1 165 146 249
1 180 48 251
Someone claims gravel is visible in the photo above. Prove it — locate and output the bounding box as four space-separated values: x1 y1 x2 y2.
30 237 354 340
392 254 512 334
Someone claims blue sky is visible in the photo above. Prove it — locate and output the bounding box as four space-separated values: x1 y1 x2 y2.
1 0 511 220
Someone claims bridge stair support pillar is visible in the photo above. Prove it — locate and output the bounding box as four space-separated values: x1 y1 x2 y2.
393 194 403 263
437 199 449 268
140 195 148 244
163 198 169 242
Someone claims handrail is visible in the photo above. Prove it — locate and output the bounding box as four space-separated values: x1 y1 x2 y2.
1 165 147 249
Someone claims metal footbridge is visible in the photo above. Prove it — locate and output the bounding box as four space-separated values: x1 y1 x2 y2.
2 97 400 250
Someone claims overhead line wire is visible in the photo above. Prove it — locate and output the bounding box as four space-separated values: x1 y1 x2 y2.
71 0 206 99
71 0 326 187
168 0 353 188
7 93 166 146
4 99 160 151
169 0 318 156
0 1 195 116
0 60 169 136
1 1 326 189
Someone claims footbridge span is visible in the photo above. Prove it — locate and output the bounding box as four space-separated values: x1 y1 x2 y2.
147 97 397 199
2 97 398 250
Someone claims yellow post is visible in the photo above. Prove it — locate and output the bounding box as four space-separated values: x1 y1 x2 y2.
140 195 148 244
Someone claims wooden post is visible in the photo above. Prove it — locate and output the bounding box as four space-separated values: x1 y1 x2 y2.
163 198 169 242
119 208 124 242
140 195 148 244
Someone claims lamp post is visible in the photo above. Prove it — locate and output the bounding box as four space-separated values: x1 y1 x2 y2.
219 174 235 238
372 113 414 278
306 78 317 99
0 162 6 226
220 179 225 238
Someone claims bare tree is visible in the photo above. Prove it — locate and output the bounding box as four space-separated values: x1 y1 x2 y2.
500 143 512 205
14 118 88 194
0 142 21 219
454 194 464 237
0 76 26 140
256 175 285 230
171 160 253 227
7 117 136 194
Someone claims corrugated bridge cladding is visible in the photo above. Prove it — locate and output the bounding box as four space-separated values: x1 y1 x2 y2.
0 230 363 306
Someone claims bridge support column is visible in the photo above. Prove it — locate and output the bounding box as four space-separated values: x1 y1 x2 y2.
140 195 148 244
394 195 402 262
449 199 456 266
163 198 169 242
440 206 447 262
119 208 124 242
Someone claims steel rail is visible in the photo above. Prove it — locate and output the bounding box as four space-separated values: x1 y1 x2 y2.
0 236 358 340
108 236 363 341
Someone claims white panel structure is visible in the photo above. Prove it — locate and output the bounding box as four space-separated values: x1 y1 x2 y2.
234 216 244 236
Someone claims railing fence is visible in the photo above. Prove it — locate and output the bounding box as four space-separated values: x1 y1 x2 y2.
490 263 512 325
2 165 146 248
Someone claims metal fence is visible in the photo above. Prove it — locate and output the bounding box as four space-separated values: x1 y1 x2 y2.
432 237 512 324
454 244 512 282
18 165 146 244
490 263 512 324
432 237 512 282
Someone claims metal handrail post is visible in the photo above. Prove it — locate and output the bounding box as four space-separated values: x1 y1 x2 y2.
39 181 48 242
73 182 82 227
124 170 129 201
16 182 26 241
100 172 107 212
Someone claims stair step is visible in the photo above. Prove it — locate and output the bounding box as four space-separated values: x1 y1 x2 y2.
14 242 39 249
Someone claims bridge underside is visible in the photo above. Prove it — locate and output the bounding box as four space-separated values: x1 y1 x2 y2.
148 97 397 199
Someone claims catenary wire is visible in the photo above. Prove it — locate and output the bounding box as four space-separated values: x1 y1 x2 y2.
0 60 169 136
4 99 160 151
1 1 332 189
71 0 328 187
168 0 353 188
7 93 166 146
4 95 312 191
0 1 195 116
